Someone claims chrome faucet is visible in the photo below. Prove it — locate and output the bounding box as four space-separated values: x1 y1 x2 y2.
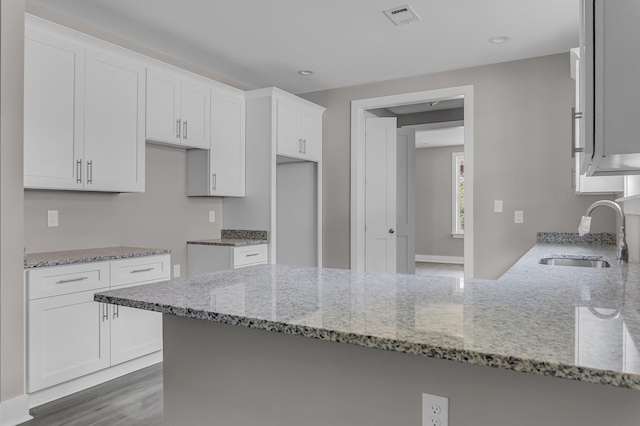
579 200 628 263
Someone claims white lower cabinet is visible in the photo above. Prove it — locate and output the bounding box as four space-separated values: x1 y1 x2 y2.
28 290 110 392
187 244 267 276
109 304 162 366
26 254 170 393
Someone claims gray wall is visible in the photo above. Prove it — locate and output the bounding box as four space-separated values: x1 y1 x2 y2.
1 0 26 403
415 146 464 259
300 53 617 279
24 144 223 276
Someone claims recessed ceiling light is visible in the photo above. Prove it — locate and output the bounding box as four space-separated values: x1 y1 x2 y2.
298 70 315 76
488 35 512 44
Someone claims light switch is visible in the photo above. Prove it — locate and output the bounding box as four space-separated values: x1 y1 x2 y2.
209 211 216 223
493 200 503 213
47 210 58 227
514 211 524 224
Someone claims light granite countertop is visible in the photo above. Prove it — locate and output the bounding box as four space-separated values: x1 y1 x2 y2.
25 246 171 269
187 229 268 247
94 242 640 390
187 239 268 247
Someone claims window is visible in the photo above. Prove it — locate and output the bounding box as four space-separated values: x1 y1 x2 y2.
452 152 464 238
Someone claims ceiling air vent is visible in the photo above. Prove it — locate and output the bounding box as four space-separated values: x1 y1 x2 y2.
383 5 421 26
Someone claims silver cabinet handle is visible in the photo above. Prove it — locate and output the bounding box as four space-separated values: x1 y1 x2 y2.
113 305 119 319
183 120 188 140
76 160 82 184
131 267 154 273
245 253 259 257
177 119 181 139
56 276 88 284
571 107 584 158
87 160 93 184
298 138 303 153
212 173 217 191
102 303 108 322
389 228 395 234
303 139 307 154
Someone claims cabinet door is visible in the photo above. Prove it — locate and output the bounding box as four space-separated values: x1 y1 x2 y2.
28 291 110 392
24 30 85 190
146 69 181 144
84 50 145 192
110 304 162 366
276 97 303 159
572 49 624 194
180 80 211 149
299 107 322 162
210 90 245 196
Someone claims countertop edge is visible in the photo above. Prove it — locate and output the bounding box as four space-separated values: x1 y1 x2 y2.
187 240 268 247
25 249 172 269
94 292 640 391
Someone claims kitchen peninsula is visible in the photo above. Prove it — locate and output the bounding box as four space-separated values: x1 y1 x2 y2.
95 236 640 425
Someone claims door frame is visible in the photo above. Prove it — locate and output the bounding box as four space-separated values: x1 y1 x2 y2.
350 85 474 278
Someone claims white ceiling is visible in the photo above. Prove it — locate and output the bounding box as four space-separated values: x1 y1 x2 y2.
27 0 580 94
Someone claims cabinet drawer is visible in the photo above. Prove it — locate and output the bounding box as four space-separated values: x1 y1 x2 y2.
27 262 110 300
110 255 171 288
233 245 267 268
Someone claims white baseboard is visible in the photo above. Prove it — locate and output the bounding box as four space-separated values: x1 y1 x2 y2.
28 351 162 409
415 255 464 264
0 394 32 426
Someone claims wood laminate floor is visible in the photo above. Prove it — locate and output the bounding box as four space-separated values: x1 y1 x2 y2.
414 262 464 279
19 363 163 426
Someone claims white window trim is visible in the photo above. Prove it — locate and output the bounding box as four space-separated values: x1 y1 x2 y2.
452 151 464 238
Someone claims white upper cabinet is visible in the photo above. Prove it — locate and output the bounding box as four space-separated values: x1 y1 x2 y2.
581 0 640 176
84 50 145 192
24 25 145 193
24 29 85 190
209 89 245 196
145 71 181 144
146 69 210 149
276 96 323 162
299 106 323 161
570 48 623 194
180 80 210 149
187 88 245 197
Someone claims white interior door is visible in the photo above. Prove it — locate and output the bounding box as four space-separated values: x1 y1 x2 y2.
365 117 397 273
396 128 416 274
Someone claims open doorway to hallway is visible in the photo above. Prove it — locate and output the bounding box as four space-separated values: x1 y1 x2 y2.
351 86 474 278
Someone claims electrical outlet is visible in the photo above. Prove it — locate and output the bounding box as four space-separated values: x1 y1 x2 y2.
173 264 181 278
493 200 503 213
47 210 58 227
514 210 524 224
422 393 448 426
209 210 216 223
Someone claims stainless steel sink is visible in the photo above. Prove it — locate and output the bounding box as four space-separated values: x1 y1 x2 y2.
538 256 611 268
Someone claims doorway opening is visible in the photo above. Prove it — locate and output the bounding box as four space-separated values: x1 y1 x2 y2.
350 86 474 278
